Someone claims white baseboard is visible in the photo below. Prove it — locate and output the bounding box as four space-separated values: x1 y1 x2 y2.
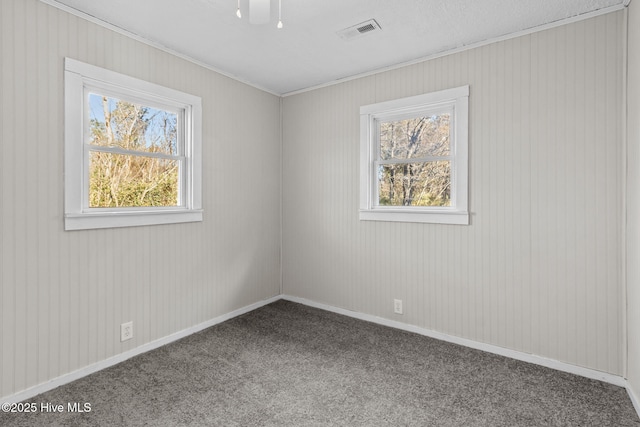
1 295 280 404
283 295 640 420
4 292 639 423
281 295 628 388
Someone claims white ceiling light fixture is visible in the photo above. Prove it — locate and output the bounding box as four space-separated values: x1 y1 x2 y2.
236 0 283 29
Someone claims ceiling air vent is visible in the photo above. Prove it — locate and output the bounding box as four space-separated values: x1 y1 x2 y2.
337 19 382 41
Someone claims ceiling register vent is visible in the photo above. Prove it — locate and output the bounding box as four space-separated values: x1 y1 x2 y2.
337 19 382 40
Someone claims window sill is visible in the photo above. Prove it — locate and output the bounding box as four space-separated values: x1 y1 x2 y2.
359 209 469 225
64 209 203 231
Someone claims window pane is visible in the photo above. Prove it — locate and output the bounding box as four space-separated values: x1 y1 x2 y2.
379 114 450 160
89 151 179 208
89 93 178 156
378 161 451 207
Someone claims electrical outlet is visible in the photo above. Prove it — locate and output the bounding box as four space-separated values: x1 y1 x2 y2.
394 299 403 315
121 321 133 342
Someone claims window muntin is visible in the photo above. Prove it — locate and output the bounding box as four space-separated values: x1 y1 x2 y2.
360 86 469 224
64 58 202 230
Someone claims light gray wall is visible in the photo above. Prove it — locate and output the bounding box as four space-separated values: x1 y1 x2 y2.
626 0 640 405
0 0 281 399
282 11 625 375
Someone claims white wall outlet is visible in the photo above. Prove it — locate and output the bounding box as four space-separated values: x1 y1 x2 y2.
121 321 133 342
394 299 403 315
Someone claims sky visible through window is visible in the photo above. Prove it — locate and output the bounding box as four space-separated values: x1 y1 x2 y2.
88 93 178 155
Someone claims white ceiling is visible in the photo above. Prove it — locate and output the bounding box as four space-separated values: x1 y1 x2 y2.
49 0 624 95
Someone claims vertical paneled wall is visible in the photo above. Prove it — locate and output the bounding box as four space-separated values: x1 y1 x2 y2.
0 0 281 399
283 12 624 374
626 0 640 401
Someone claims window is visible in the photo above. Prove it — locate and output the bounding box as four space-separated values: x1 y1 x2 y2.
64 58 202 230
359 86 469 225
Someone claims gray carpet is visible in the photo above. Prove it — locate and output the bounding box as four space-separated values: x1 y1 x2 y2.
1 300 639 426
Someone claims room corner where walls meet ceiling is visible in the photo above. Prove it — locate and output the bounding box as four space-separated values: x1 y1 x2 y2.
43 0 625 95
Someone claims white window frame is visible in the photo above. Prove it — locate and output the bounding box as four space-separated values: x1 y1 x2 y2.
64 58 203 230
359 85 469 225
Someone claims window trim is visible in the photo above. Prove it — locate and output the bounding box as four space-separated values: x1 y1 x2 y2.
64 58 203 230
359 86 469 225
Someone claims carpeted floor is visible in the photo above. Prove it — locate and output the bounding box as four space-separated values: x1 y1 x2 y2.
1 300 639 426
